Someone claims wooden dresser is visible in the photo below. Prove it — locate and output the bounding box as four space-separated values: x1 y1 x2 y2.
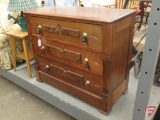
24 6 135 114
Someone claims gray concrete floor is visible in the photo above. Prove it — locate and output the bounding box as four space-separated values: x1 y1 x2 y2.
0 75 76 120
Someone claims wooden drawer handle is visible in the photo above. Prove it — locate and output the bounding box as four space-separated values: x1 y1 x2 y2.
63 67 68 72
60 46 64 52
57 24 61 28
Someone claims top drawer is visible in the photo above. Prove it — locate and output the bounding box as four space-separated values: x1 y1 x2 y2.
29 17 103 51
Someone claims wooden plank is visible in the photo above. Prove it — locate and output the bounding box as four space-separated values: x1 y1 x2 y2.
17 49 34 60
6 30 28 39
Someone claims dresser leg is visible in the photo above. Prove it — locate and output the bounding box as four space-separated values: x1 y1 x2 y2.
34 61 43 82
99 108 112 115
37 79 43 82
99 92 112 115
35 70 43 82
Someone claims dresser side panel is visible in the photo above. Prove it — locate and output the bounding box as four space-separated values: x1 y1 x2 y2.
110 14 134 105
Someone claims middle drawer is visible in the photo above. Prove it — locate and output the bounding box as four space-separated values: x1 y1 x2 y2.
33 36 103 77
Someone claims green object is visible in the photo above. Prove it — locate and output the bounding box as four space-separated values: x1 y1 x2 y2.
19 16 27 32
8 14 19 24
8 13 27 32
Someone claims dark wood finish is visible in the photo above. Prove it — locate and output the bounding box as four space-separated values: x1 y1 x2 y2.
29 16 103 51
25 6 135 114
46 45 82 63
32 36 103 77
37 55 103 96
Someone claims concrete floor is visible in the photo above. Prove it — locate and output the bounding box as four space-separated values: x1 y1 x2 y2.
0 75 75 120
0 67 160 120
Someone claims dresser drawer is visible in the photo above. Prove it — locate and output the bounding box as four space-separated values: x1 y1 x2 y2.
33 36 103 76
29 17 102 51
46 45 82 63
37 56 103 96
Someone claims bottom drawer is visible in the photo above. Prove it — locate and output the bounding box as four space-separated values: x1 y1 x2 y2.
39 71 102 108
37 56 103 96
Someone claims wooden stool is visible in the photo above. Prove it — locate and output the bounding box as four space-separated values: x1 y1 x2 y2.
6 30 34 78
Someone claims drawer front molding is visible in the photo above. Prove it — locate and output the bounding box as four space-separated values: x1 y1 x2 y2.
46 45 82 63
50 64 84 85
61 27 80 38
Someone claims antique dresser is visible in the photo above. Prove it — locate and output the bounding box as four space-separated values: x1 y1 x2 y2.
24 6 135 114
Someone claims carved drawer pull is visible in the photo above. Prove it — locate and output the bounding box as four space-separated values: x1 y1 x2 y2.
57 24 61 28
45 65 49 73
63 67 68 73
60 46 64 52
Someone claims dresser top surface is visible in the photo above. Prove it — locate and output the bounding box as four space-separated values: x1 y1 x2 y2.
24 6 135 23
